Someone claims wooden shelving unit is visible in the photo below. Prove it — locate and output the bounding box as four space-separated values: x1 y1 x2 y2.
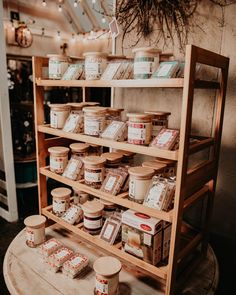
33 44 229 295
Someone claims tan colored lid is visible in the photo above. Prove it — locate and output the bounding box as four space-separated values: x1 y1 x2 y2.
101 152 123 163
132 47 161 54
106 108 124 114
93 256 122 276
70 143 90 152
115 149 135 157
89 143 100 148
128 166 154 178
47 54 68 61
69 55 84 60
82 200 104 214
83 106 107 115
81 102 100 107
24 215 46 228
48 146 70 155
155 158 176 166
145 111 171 117
142 161 167 171
127 113 153 120
83 156 106 166
51 187 72 198
67 102 84 110
107 54 126 60
83 51 108 58
48 103 70 111
100 199 115 207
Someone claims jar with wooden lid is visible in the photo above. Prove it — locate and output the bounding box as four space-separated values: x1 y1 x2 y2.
93 256 122 295
145 111 171 137
48 146 69 174
142 161 167 176
155 157 177 177
132 47 161 79
49 104 70 129
82 200 104 235
70 143 90 158
83 52 108 80
127 113 153 145
83 156 106 188
100 199 117 220
106 108 124 125
67 103 84 114
101 152 123 168
73 188 89 205
115 149 136 165
83 106 107 136
48 54 69 79
89 143 103 156
24 215 46 248
128 166 155 203
51 187 71 217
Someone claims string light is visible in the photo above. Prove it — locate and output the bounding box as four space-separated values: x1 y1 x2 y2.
42 28 45 36
90 29 94 35
92 0 96 4
102 16 106 24
57 30 61 39
42 0 46 7
74 0 78 7
71 33 76 42
58 4 62 12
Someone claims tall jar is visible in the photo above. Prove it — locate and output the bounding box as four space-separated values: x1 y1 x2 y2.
142 161 167 176
83 107 107 136
83 156 106 188
128 166 155 203
82 200 104 235
101 152 123 169
48 146 69 174
93 256 122 295
49 104 70 129
83 52 108 80
24 215 46 248
48 54 69 80
51 187 71 217
132 47 161 79
127 113 153 145
145 111 171 137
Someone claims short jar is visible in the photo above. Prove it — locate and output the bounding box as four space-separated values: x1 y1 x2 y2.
145 111 171 137
49 104 70 129
83 52 108 80
48 54 69 80
115 150 135 165
48 146 70 174
73 188 89 205
142 161 167 176
132 47 161 79
89 144 103 156
128 166 155 203
83 156 106 188
155 157 177 177
93 256 122 295
127 113 153 145
51 187 71 217
106 108 124 125
100 199 117 220
24 215 46 248
82 200 104 235
101 152 123 169
70 143 90 158
83 106 107 136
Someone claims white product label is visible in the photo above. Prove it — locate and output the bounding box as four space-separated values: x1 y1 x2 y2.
104 176 117 191
70 256 83 267
84 118 101 135
101 63 121 80
129 179 135 199
128 126 146 141
53 200 66 213
50 157 64 172
157 132 173 145
85 61 100 75
49 61 68 78
145 183 166 209
63 114 80 132
26 229 34 242
103 223 114 240
134 61 153 75
84 171 102 183
95 277 108 294
55 249 70 260
157 63 173 77
62 206 81 224
143 233 152 246
63 159 81 180
102 122 123 139
50 112 58 128
44 240 57 250
84 217 102 229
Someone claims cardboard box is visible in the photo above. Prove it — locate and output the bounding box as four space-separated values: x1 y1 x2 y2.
162 222 172 261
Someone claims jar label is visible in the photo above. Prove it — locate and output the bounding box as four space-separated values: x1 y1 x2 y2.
134 61 153 75
129 179 135 199
63 114 81 133
63 158 82 180
84 170 102 183
84 117 102 135
44 240 57 250
128 124 146 144
26 228 34 243
84 217 102 229
104 176 117 191
50 157 65 172
85 61 100 75
55 249 70 260
50 112 58 128
95 276 108 295
70 256 84 267
53 200 66 213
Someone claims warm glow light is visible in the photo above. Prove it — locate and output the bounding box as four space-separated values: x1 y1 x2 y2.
92 0 96 4
57 31 61 39
58 5 62 12
74 0 78 7
71 33 76 42
102 16 106 24
42 0 46 7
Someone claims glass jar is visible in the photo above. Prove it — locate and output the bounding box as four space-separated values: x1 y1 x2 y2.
73 188 89 205
70 143 90 158
142 161 167 176
89 144 103 156
51 187 71 217
115 150 135 165
82 200 104 235
127 113 153 145
83 106 107 136
48 54 69 79
145 111 171 137
155 157 177 177
100 199 117 220
101 152 123 169
48 146 70 174
83 52 108 80
83 156 106 188
128 166 155 203
106 108 124 125
132 47 161 79
93 256 122 295
49 104 70 129
24 215 46 248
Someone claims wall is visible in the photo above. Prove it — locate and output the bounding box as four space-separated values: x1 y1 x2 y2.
114 1 236 238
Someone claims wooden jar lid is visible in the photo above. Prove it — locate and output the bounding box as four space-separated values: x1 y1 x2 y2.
83 52 108 58
67 102 84 110
24 215 46 228
48 104 70 111
83 156 106 166
132 47 161 54
142 161 167 172
128 166 154 179
89 143 100 148
81 102 100 107
82 200 104 214
115 150 135 157
127 113 152 122
48 146 70 156
155 158 176 166
70 143 90 152
145 111 171 117
107 54 126 60
93 256 122 276
51 187 72 198
100 199 115 207
47 54 68 61
101 152 123 163
106 108 124 115
83 106 107 115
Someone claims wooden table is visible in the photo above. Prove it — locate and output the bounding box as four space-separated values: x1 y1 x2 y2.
3 224 218 295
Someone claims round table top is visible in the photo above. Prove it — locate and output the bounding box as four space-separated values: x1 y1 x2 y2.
3 224 219 295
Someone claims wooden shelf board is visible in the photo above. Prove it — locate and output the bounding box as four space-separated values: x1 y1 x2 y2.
183 186 209 211
178 233 203 261
40 166 173 222
38 125 179 161
42 206 168 280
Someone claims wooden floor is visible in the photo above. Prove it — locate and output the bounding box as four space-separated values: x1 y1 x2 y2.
3 224 219 295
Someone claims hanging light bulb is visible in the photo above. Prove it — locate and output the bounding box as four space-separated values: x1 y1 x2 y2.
58 4 62 12
71 33 76 42
42 0 46 7
90 29 94 36
74 0 78 7
92 0 96 4
57 31 61 39
102 16 106 24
